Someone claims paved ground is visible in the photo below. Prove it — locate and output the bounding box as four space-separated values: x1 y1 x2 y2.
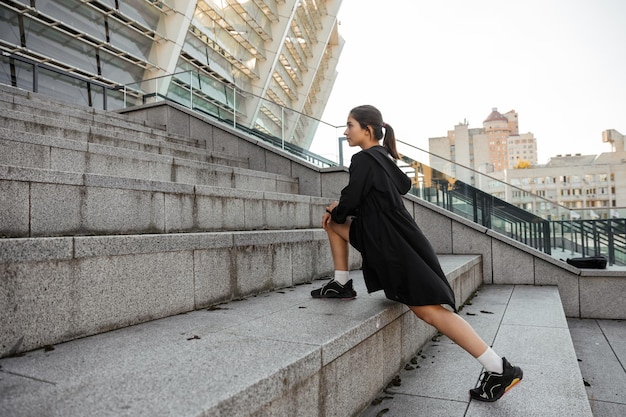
569 318 626 417
359 285 626 417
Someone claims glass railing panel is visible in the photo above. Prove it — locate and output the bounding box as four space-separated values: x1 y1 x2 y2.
119 69 340 166
396 141 572 222
39 67 104 108
396 140 552 254
0 54 33 91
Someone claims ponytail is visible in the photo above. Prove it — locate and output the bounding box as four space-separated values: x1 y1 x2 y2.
382 123 400 160
349 104 401 160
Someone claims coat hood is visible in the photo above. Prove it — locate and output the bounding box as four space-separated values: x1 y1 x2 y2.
362 146 412 194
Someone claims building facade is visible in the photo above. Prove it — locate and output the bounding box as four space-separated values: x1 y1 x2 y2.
0 0 344 148
429 108 538 174
493 130 626 220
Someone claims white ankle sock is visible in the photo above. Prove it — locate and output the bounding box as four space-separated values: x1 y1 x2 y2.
477 347 503 374
334 270 350 285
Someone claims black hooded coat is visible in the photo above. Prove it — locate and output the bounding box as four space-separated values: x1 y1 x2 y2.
330 145 456 310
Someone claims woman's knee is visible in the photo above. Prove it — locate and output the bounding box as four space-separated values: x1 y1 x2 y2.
327 221 350 242
410 304 445 326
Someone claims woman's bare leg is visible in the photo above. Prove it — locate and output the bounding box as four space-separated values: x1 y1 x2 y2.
409 304 488 358
310 217 355 298
326 222 350 270
322 215 351 271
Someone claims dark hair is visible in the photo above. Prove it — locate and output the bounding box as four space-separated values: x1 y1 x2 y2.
349 104 400 159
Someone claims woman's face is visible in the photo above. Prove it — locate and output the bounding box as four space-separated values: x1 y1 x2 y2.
343 116 373 149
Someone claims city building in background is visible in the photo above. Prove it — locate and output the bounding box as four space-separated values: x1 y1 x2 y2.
464 130 626 221
494 129 626 219
427 109 624 220
494 130 626 219
0 0 344 148
429 108 538 174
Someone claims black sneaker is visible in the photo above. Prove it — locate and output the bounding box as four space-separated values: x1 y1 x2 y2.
469 357 523 402
310 279 357 299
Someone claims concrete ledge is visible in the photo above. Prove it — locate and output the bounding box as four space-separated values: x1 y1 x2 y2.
579 275 626 319
0 229 363 358
404 193 626 320
121 101 347 198
0 256 481 417
0 165 311 237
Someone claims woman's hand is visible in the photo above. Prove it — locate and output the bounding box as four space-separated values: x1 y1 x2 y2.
322 201 339 231
322 212 331 230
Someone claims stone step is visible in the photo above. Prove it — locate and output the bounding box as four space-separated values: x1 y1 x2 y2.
0 107 249 168
0 255 483 417
360 285 594 417
0 126 251 183
0 164 306 238
0 85 170 139
0 228 363 358
0 97 215 153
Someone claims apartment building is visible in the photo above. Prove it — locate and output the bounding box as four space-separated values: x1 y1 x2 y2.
429 108 538 174
496 130 626 219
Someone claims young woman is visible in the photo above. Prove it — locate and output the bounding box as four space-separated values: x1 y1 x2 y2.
311 105 523 402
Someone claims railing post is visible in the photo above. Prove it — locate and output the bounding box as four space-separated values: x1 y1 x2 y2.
233 85 236 128
607 219 615 265
189 71 193 109
472 190 478 224
543 221 551 254
338 136 346 166
571 220 577 254
281 106 285 150
592 221 599 256
32 62 38 93
579 222 583 254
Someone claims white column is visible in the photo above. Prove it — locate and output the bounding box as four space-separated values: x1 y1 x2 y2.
142 0 197 99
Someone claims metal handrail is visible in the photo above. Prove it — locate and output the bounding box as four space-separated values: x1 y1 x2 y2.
1 51 119 110
396 140 624 265
396 147 552 255
396 139 574 220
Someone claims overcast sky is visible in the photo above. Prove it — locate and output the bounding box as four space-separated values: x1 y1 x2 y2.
320 0 626 164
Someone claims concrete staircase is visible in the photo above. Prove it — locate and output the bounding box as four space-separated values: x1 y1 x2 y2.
1 261 484 417
360 284 593 417
0 85 618 416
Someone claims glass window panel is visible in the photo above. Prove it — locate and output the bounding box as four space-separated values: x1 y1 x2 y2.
118 0 161 30
223 7 265 55
180 35 211 65
23 20 98 73
98 49 144 85
0 7 21 46
97 0 117 8
181 34 235 83
108 19 153 61
192 98 220 119
36 0 106 42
